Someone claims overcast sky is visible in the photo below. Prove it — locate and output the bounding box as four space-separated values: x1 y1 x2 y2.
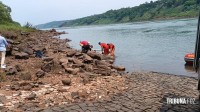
1 0 157 25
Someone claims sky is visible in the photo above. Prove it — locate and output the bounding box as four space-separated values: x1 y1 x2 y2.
1 0 157 25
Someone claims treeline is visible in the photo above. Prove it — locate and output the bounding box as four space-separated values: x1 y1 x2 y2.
0 1 35 32
0 1 19 25
60 0 200 27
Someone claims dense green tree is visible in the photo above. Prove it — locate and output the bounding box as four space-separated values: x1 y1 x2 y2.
0 2 35 32
0 1 13 24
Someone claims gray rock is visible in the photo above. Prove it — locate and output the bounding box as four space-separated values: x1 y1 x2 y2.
36 70 45 78
15 52 29 59
111 65 125 71
5 66 18 75
66 50 76 57
65 68 79 75
83 64 93 72
19 72 32 80
41 61 54 72
72 58 83 65
15 64 23 72
87 51 102 60
75 52 83 57
22 85 32 90
71 92 79 99
10 84 20 90
23 48 34 55
61 78 71 86
83 54 93 63
0 96 7 104
26 93 36 100
59 58 68 64
78 90 88 98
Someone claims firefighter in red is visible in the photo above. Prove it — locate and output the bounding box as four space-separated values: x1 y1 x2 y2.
80 41 92 53
107 43 115 56
98 42 109 55
79 41 89 46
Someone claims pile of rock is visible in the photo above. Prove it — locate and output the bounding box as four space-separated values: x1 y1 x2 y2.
0 29 127 111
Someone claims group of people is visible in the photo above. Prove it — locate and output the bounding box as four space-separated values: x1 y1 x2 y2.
0 34 116 69
79 41 115 56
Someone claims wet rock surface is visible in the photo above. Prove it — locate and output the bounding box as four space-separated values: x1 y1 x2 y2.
0 30 199 112
40 72 199 112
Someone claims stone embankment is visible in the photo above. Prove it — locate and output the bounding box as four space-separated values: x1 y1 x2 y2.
0 29 199 112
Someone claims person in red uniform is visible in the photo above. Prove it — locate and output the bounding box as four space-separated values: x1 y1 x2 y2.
107 43 115 56
80 41 93 53
98 42 109 55
80 41 89 46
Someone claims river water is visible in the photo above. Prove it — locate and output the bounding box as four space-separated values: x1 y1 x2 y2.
58 18 198 77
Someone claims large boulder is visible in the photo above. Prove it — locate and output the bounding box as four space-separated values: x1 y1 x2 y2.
87 51 102 60
72 58 83 66
78 90 88 98
11 49 19 56
35 70 45 78
59 58 68 64
19 72 32 80
41 61 54 72
62 63 69 70
101 55 115 60
95 60 111 67
93 68 111 76
83 64 93 72
111 65 125 71
75 52 83 57
26 93 36 100
15 52 29 59
66 50 76 57
22 48 34 55
5 66 18 75
65 68 79 75
15 64 23 72
2 31 18 39
61 78 71 86
83 54 93 63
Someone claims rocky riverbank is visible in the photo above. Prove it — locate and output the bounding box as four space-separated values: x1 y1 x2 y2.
0 29 199 112
0 29 127 111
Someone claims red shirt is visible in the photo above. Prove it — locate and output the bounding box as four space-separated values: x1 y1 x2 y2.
108 43 115 50
80 41 88 46
100 43 109 49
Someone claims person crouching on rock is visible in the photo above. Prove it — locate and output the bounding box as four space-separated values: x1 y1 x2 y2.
107 43 115 56
98 42 109 55
80 41 92 53
0 34 8 68
82 44 93 53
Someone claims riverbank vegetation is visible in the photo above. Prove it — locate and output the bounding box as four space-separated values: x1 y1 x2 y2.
59 0 200 27
0 1 35 33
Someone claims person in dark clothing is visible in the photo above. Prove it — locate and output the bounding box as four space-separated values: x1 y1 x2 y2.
80 41 91 53
35 48 46 58
82 44 93 53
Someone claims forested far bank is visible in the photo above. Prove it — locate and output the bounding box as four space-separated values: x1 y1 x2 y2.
58 0 200 27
